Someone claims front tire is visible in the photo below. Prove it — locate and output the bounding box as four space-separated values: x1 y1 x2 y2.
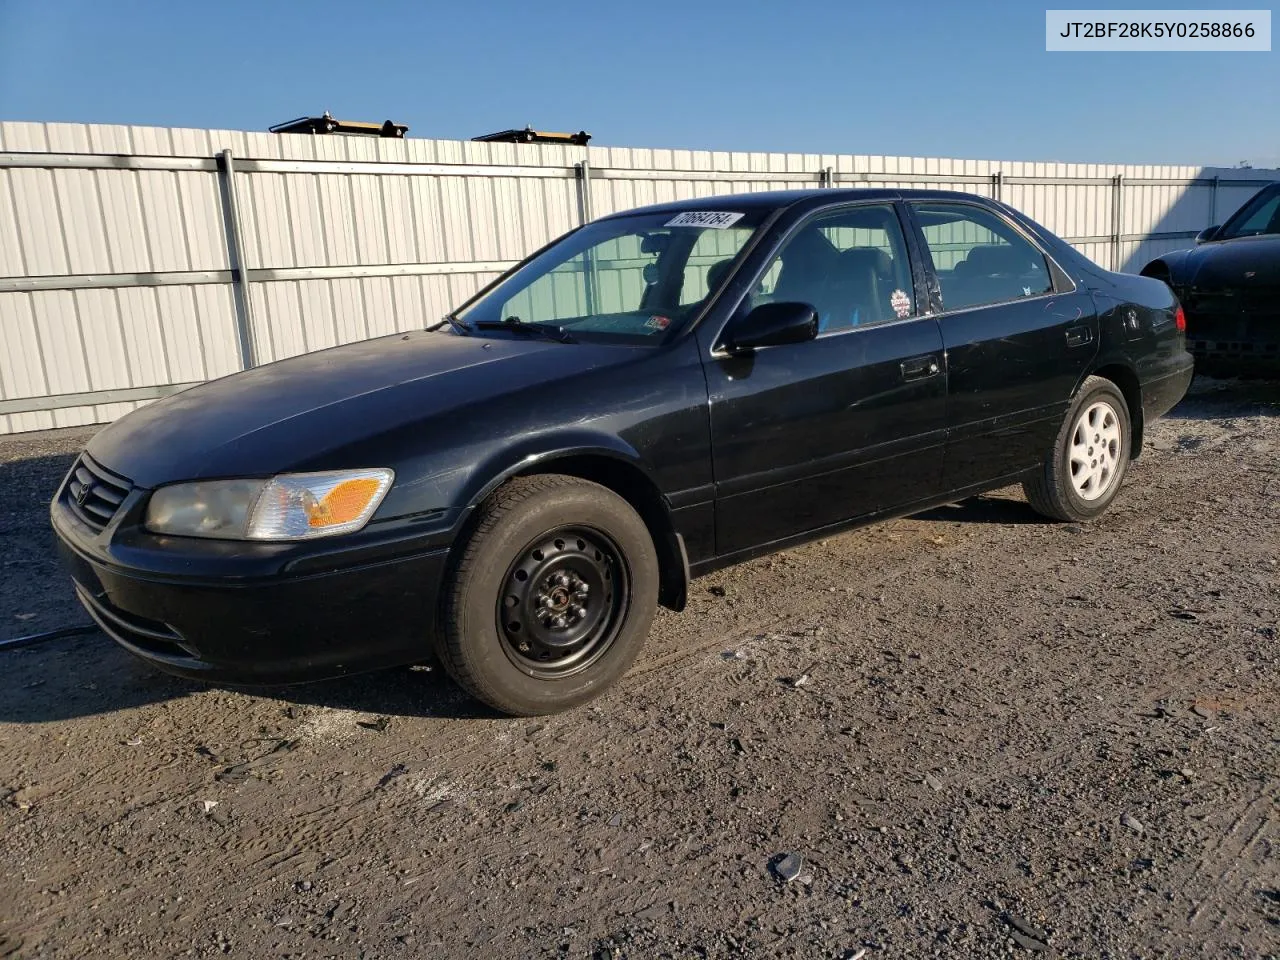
1023 376 1132 522
439 475 659 716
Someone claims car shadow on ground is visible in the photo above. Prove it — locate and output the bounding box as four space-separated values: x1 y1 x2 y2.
259 661 504 721
0 633 499 724
1166 375 1280 419
912 495 1043 525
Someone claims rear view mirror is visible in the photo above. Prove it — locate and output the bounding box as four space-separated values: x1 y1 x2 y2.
1195 225 1220 244
725 302 818 354
640 233 671 255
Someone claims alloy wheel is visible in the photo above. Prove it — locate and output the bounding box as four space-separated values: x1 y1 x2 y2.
1068 400 1122 501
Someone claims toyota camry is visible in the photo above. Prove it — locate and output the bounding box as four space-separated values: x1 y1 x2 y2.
53 189 1193 715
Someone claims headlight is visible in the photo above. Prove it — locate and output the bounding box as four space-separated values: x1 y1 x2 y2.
145 469 394 541
145 478 264 539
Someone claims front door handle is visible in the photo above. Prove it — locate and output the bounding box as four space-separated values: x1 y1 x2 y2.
900 354 941 381
1065 325 1094 348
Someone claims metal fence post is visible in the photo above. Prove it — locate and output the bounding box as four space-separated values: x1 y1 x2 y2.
991 171 1003 202
574 160 597 312
1209 175 1219 225
216 148 258 369
575 160 594 225
1111 174 1124 271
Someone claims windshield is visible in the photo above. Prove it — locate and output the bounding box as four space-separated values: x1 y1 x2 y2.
1218 183 1280 239
455 210 768 344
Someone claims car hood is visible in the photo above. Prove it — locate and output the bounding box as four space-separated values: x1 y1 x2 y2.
1179 234 1280 290
88 331 631 487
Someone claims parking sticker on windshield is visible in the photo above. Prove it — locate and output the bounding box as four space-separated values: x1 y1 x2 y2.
890 289 912 318
664 211 745 229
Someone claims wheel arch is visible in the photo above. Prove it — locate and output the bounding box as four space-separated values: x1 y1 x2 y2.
1084 361 1144 459
1139 258 1172 282
517 455 687 612
1138 248 1192 288
460 442 689 612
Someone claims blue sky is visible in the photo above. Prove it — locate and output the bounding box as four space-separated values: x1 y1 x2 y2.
0 0 1275 166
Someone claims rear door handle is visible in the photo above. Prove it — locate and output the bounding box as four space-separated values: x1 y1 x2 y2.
1065 325 1093 348
900 354 941 381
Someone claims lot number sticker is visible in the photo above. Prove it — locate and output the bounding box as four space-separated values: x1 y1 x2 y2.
664 211 745 229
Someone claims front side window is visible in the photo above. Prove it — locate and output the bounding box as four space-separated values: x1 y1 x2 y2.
913 203 1053 311
746 204 916 335
457 211 762 343
1218 184 1280 239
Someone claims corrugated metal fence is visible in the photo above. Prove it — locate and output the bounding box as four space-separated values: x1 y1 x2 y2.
0 120 1275 434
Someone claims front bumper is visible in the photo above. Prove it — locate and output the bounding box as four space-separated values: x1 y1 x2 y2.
1181 290 1279 375
52 467 451 684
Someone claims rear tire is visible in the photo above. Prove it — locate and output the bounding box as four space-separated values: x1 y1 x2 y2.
439 475 659 716
1023 376 1132 522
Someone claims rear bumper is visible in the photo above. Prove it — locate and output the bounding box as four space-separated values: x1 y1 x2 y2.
1142 354 1195 422
53 504 449 684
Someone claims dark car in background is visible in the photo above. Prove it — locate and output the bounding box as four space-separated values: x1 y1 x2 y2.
1142 181 1280 376
52 189 1193 716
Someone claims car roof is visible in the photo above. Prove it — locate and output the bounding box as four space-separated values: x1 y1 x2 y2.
599 187 997 220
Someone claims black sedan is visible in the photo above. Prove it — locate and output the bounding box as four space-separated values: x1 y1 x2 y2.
53 189 1193 715
1142 180 1280 375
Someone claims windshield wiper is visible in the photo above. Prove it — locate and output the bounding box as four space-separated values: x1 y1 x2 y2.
471 316 577 343
427 313 472 336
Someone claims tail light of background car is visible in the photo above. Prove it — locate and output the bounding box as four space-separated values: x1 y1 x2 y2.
1175 305 1186 332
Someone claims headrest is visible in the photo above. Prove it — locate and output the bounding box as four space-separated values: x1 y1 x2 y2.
705 258 735 293
962 244 1036 275
785 226 840 266
839 247 893 278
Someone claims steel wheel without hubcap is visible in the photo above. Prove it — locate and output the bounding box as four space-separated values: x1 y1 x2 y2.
497 527 629 678
1069 400 1122 501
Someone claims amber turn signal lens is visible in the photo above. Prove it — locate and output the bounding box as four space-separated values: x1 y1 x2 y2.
305 477 384 528
246 469 394 540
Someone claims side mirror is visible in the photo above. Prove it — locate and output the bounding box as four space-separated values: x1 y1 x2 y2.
725 301 818 354
1195 225 1220 244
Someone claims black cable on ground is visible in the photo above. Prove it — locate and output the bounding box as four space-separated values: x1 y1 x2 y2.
0 624 99 652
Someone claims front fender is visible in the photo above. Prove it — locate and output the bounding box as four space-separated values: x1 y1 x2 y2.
1143 248 1193 282
449 430 691 612
459 430 661 515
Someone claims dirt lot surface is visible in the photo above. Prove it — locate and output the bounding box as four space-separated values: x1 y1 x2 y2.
1 378 1277 960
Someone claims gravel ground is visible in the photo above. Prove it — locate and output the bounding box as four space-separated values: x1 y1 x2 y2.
1 378 1277 960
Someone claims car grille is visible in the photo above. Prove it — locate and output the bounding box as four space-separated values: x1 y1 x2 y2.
74 584 195 659
65 455 131 532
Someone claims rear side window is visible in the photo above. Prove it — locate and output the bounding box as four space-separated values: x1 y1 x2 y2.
912 203 1053 311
